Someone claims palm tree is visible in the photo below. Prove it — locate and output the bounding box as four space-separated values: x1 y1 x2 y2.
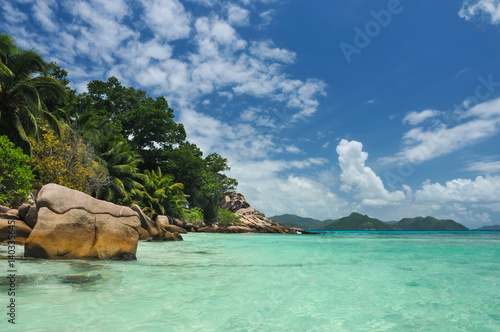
94 140 144 203
132 167 187 219
0 34 16 77
0 33 66 153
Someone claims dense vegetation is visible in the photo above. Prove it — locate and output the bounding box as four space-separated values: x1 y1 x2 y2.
0 33 238 225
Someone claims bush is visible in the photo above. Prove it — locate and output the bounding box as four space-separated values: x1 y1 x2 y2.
217 208 241 226
0 135 34 207
29 120 108 194
183 207 205 224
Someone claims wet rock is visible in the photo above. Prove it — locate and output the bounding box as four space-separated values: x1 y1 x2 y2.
163 231 183 241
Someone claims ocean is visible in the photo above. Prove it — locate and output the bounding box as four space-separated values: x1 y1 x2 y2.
1 231 499 331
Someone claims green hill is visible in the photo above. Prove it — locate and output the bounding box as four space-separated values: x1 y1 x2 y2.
473 225 500 231
269 214 325 229
321 212 394 230
270 213 469 231
394 216 469 231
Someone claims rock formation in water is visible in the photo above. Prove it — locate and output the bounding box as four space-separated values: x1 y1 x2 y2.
198 193 301 234
24 184 142 260
0 183 184 261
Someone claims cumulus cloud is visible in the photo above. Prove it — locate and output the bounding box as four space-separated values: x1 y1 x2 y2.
140 0 192 40
415 176 500 203
337 140 405 206
459 0 500 24
227 4 250 26
402 109 442 125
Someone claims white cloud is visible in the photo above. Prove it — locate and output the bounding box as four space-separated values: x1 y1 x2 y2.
140 0 191 40
249 40 296 63
285 145 301 154
337 140 405 206
258 9 275 29
463 96 500 119
416 176 500 204
32 0 59 32
402 109 442 125
381 97 500 164
459 0 500 24
465 160 500 173
227 4 250 26
0 0 29 24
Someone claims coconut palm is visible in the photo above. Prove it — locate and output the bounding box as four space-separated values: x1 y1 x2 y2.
0 33 16 77
94 141 144 203
0 33 66 153
132 167 187 219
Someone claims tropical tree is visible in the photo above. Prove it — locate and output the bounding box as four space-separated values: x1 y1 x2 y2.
29 119 108 194
95 141 143 203
0 33 66 153
132 167 187 219
0 34 16 77
0 135 34 207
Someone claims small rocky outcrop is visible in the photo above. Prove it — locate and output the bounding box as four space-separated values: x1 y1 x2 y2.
0 204 34 243
25 184 141 260
131 205 165 241
131 207 184 242
215 193 303 234
0 219 32 241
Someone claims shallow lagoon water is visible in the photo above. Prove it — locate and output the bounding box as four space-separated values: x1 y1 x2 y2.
1 231 499 331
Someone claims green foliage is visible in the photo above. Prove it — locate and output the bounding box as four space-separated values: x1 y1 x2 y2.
29 120 108 194
0 135 34 206
95 141 143 203
68 77 186 162
131 167 187 219
217 208 241 226
0 33 66 153
183 207 205 224
163 145 238 223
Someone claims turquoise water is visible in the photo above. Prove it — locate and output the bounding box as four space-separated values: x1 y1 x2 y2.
1 231 499 331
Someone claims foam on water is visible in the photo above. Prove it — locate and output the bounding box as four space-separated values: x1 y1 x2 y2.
1 232 499 331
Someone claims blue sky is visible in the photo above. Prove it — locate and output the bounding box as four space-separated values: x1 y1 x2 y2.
2 0 500 227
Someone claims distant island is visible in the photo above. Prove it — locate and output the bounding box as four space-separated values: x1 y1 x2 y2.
270 212 469 231
473 225 500 231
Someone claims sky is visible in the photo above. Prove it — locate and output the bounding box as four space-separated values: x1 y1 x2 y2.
2 0 500 228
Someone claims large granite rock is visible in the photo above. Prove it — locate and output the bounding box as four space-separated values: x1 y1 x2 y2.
25 184 141 260
213 193 301 234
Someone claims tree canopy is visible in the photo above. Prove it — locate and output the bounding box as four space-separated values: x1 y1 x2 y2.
0 33 66 153
0 33 237 224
